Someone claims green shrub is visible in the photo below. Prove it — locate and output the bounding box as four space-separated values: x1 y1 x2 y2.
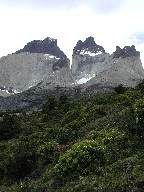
134 98 144 125
54 140 107 176
36 141 60 165
86 128 131 160
61 109 80 125
87 128 129 146
2 136 37 181
62 118 87 142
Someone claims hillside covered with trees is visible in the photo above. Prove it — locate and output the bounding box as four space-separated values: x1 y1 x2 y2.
0 81 144 191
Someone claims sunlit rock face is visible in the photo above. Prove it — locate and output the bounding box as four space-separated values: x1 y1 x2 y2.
0 37 75 95
72 37 144 88
0 36 144 100
0 36 144 111
84 55 144 89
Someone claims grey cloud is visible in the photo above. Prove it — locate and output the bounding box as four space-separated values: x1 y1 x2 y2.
129 33 144 44
0 0 84 9
135 33 144 43
40 0 125 14
89 0 125 14
1 0 125 14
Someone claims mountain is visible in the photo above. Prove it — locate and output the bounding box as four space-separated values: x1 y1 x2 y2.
15 37 67 59
1 37 144 192
0 37 75 95
0 36 144 111
72 38 144 94
73 36 105 55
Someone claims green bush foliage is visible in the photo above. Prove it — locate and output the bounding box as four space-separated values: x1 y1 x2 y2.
134 98 144 125
55 140 109 176
36 141 60 165
1 81 144 191
0 113 20 140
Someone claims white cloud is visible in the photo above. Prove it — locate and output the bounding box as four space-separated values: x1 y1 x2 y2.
0 1 144 67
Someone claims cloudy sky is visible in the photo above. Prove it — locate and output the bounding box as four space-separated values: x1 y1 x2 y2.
0 0 144 67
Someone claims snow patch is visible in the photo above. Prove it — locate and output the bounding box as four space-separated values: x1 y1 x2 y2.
49 37 56 42
0 88 10 94
76 76 94 84
44 54 60 60
0 88 21 94
28 85 33 89
80 49 102 56
13 90 21 94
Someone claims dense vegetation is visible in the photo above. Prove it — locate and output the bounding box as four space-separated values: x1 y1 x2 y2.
0 81 144 191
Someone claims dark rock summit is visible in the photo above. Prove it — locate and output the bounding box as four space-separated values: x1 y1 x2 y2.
15 37 67 59
73 36 105 55
113 45 140 58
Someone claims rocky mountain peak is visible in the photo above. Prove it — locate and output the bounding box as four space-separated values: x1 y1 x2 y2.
73 36 105 56
0 36 144 111
113 45 140 58
15 37 67 59
0 37 74 94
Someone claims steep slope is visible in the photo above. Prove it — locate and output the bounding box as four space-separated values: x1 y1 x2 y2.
0 36 144 111
1 82 144 192
72 37 144 89
0 37 75 94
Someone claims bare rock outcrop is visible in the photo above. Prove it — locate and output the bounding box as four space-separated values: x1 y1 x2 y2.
73 36 105 55
15 37 67 59
0 36 144 111
0 52 75 93
72 37 144 88
113 45 140 58
0 37 75 94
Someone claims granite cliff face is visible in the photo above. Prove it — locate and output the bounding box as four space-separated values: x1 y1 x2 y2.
0 36 144 111
0 37 74 95
72 37 144 89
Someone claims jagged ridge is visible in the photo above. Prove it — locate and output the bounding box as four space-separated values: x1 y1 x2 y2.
113 45 140 58
73 36 105 55
0 36 144 113
15 37 67 59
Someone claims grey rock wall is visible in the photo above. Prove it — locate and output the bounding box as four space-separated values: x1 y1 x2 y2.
0 52 75 94
0 36 144 106
72 40 144 88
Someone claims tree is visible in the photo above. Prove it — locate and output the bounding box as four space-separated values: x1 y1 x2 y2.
0 113 20 140
114 84 127 94
42 96 59 121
